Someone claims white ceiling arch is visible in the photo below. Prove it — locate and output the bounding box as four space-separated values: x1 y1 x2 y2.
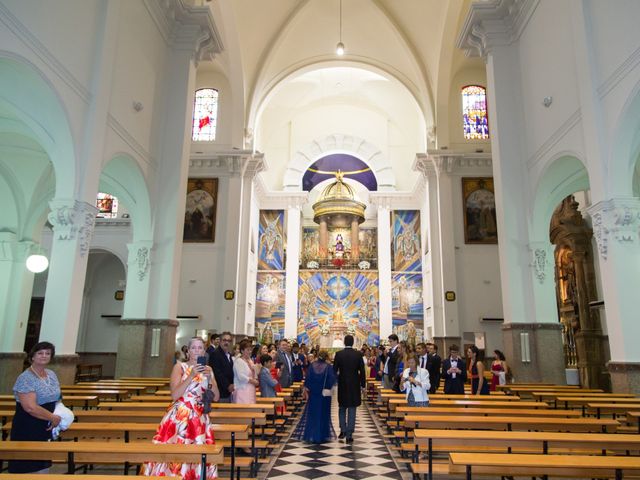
282 133 396 192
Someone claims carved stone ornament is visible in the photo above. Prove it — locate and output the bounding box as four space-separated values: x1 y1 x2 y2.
586 199 640 261
48 200 98 257
136 247 151 281
532 248 548 284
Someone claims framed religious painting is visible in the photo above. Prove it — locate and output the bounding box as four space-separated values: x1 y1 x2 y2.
183 178 218 242
462 177 498 244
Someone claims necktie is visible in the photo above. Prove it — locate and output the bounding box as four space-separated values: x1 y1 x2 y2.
420 357 424 368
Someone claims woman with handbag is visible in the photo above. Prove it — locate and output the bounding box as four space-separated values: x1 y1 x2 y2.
292 350 336 444
143 337 220 479
9 341 62 474
233 339 259 404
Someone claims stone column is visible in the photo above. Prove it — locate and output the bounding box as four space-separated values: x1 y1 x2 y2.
123 241 153 319
587 198 640 393
0 352 26 394
319 219 328 259
284 205 302 339
115 319 178 378
40 200 97 359
0 234 36 352
376 205 393 339
351 219 359 260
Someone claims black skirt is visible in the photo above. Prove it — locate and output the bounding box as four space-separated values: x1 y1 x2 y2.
8 400 56 473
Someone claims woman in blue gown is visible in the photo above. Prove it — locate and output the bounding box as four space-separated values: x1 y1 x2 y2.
293 350 336 443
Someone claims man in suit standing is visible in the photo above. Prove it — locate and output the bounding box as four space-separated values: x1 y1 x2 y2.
276 339 293 388
209 331 234 402
382 334 400 389
333 335 366 444
441 344 466 394
426 342 442 394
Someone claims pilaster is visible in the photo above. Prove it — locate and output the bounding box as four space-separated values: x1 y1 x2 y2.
373 201 392 339
284 204 302 339
40 200 98 354
586 198 640 363
115 319 178 378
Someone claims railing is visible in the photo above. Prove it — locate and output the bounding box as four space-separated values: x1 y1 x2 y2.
300 257 378 271
561 321 578 368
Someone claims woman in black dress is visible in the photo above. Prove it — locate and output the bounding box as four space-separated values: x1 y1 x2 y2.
9 341 61 473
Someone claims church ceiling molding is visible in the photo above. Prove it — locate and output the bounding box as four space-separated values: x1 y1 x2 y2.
456 0 539 59
283 134 396 192
189 150 265 179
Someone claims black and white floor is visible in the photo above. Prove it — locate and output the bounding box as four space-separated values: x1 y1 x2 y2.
266 402 404 480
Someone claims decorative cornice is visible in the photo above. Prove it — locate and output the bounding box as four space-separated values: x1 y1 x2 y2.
586 198 640 261
255 175 308 209
189 150 262 177
456 0 539 59
425 151 493 176
48 200 98 257
143 0 223 63
413 153 437 178
0 3 91 102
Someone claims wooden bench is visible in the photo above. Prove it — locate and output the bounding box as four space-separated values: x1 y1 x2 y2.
61 388 130 401
411 429 640 480
75 363 103 382
0 440 222 475
448 452 640 479
0 395 98 410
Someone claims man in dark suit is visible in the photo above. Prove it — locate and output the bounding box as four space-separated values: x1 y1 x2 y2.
333 335 366 444
276 339 293 388
442 344 466 394
209 331 234 402
426 342 442 394
382 334 400 389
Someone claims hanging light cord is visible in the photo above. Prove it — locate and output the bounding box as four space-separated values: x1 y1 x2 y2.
339 0 342 43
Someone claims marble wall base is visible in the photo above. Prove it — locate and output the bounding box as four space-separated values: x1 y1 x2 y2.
0 352 26 394
502 323 565 384
608 362 640 394
115 319 178 379
433 336 462 357
575 329 610 391
49 354 80 385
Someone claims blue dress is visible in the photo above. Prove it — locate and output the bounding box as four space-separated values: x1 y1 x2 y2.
471 363 490 395
293 360 336 444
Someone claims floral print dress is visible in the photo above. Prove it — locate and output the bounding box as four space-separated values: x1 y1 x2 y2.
143 362 217 479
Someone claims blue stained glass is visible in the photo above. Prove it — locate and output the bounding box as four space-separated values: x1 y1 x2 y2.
462 85 489 140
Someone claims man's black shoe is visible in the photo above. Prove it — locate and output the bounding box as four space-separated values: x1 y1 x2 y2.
346 437 354 444
338 432 345 439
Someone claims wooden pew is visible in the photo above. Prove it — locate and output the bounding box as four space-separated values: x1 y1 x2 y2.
0 440 222 475
61 388 130 401
587 402 640 419
0 395 98 410
412 429 640 480
448 452 640 480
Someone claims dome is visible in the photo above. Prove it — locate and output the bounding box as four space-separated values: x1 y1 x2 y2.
312 171 366 226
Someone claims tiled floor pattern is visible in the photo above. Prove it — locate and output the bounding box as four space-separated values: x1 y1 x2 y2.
266 401 404 480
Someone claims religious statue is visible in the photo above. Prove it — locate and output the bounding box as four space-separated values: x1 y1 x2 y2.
262 322 273 345
334 234 345 258
259 217 283 264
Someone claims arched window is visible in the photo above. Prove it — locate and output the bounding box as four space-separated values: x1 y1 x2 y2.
192 88 219 141
462 85 489 140
96 193 118 218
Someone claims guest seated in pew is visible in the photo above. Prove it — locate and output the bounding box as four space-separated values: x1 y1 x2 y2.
468 345 489 395
9 341 61 474
400 354 430 407
258 354 279 397
143 336 219 479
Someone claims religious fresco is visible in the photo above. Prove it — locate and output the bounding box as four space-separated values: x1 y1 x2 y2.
391 273 424 348
359 228 377 259
255 272 286 344
258 210 285 270
302 227 319 260
297 271 379 349
392 210 422 272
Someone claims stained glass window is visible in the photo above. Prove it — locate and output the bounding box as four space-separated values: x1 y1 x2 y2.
462 85 489 140
96 193 118 218
192 88 219 141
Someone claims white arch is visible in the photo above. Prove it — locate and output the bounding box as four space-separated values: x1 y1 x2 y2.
282 133 396 192
530 153 590 241
609 79 640 196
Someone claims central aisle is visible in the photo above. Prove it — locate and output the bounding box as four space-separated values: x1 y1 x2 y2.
266 401 404 480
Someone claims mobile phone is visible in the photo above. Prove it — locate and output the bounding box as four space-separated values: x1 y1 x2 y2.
197 355 207 366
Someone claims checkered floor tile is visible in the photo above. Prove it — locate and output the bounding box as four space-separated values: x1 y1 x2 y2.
266 401 403 480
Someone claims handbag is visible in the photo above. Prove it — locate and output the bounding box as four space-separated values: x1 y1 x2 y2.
202 385 215 414
321 366 332 397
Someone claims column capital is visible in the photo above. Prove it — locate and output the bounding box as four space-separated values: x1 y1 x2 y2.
586 197 640 261
48 199 98 257
528 241 553 285
127 241 153 282
144 0 223 63
0 233 36 262
456 0 539 59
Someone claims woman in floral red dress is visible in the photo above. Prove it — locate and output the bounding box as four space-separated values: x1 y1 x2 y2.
143 337 220 479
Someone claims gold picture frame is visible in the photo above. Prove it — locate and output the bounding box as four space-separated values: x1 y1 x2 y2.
462 177 498 244
183 178 218 242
